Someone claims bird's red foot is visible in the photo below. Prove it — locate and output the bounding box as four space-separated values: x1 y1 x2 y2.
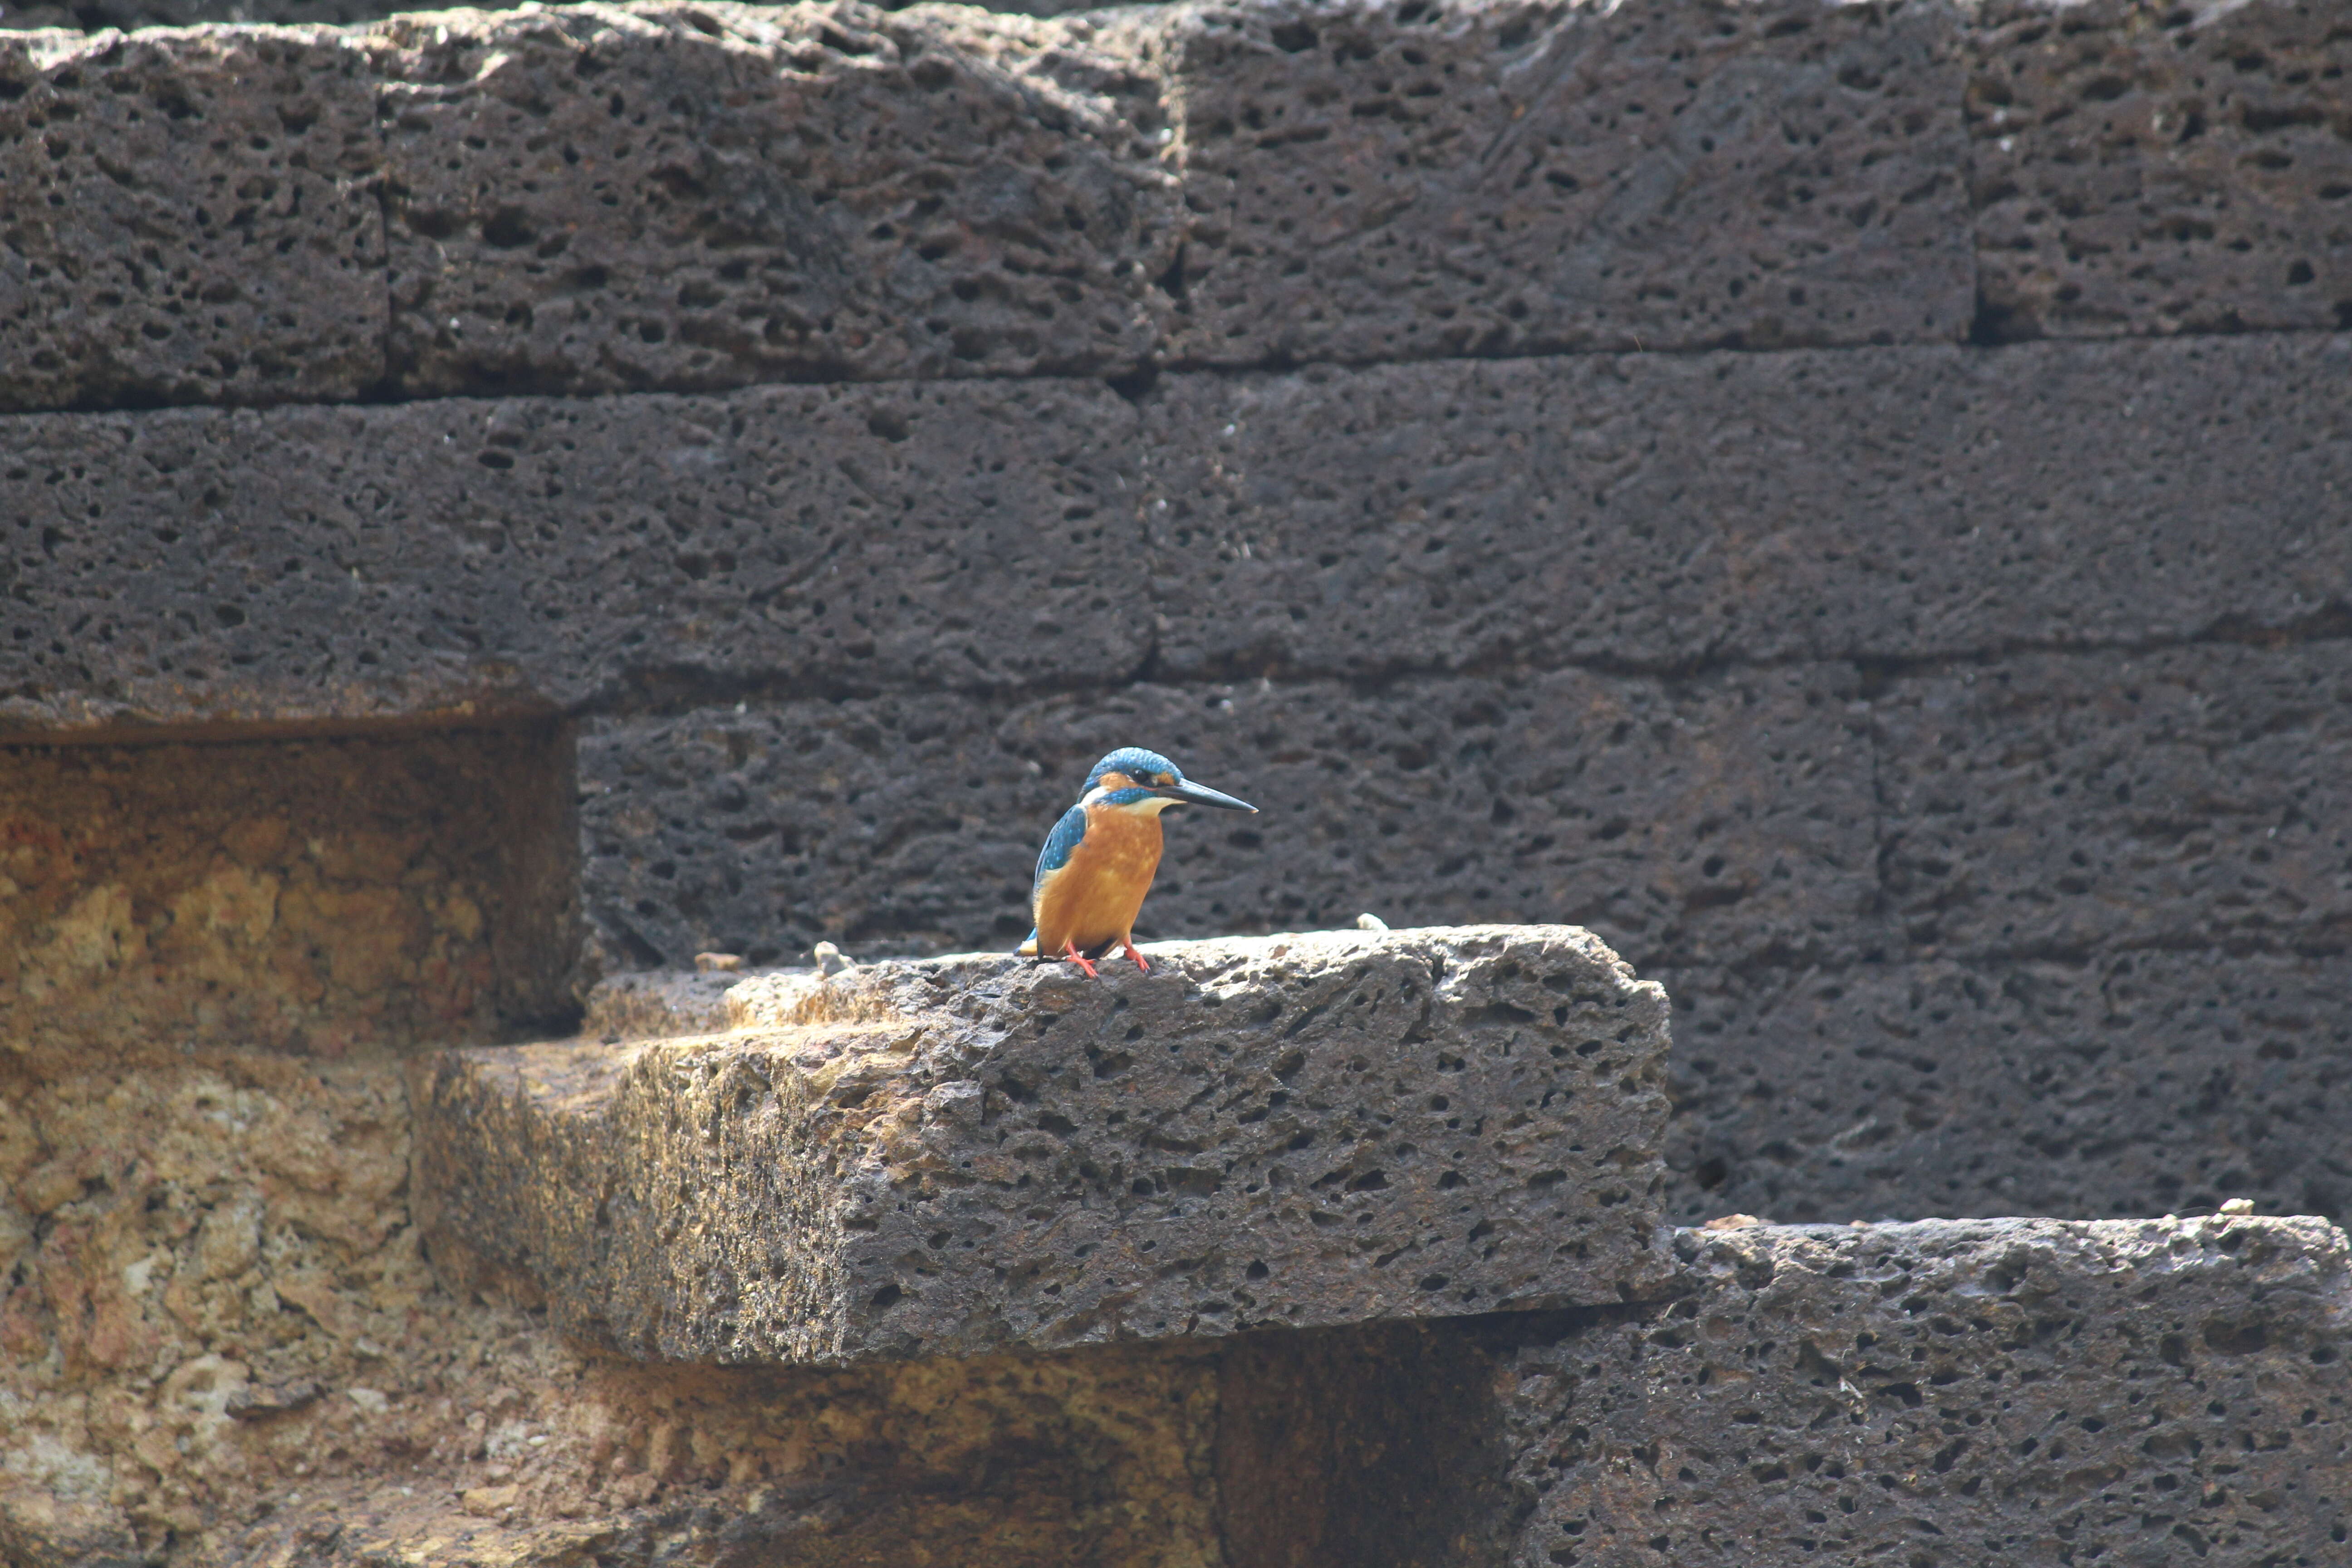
1121 941 1150 974
1059 940 1100 979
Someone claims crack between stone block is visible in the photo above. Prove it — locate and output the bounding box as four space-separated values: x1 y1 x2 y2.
11 314 2347 424
361 73 402 408
1865 666 1893 966
1687 926 2352 998
573 599 2352 723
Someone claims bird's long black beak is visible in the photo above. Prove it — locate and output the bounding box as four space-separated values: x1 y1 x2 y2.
1154 779 1257 813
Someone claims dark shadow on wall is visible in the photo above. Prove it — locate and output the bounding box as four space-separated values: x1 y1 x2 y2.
1215 1312 1616 1568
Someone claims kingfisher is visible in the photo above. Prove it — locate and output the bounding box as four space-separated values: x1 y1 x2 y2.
1018 747 1257 977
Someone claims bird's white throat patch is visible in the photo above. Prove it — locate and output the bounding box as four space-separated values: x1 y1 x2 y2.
1084 788 1178 816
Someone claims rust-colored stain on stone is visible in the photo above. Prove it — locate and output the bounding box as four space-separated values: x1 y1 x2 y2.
0 1050 1227 1567
0 727 578 1058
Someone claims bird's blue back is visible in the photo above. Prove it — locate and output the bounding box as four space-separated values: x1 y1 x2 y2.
1032 802 1089 897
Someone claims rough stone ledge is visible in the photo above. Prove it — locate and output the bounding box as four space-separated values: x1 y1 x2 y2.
1500 1213 2352 1566
0 1044 1234 1568
413 926 1677 1366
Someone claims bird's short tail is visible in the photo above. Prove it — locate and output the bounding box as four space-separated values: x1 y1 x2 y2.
1016 928 1040 957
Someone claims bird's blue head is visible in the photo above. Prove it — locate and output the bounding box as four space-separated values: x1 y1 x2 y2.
1080 747 1257 814
1086 747 1181 792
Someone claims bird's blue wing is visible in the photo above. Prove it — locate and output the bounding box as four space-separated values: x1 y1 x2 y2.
1033 804 1088 898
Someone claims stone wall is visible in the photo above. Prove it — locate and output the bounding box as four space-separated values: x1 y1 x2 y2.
4 3 2352 1558
7 0 2347 1229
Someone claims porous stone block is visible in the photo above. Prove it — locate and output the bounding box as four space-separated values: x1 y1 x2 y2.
1161 0 1975 367
1873 642 2352 961
1660 951 2352 1228
576 665 1879 972
1140 335 2352 680
1965 0 2352 341
0 27 385 412
10 336 2347 737
0 377 1142 734
413 927 1676 1365
1501 1216 2352 1567
370 1 1176 396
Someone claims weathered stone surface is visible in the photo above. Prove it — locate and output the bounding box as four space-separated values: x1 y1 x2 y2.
1966 0 2352 342
0 26 385 413
1140 335 2352 680
9 0 2349 420
1 0 1105 29
0 377 1142 734
1874 642 2352 962
0 724 579 1057
573 635 2352 1235
1501 1217 2352 1567
1 1049 449 1565
1 0 406 26
0 1048 1227 1568
576 666 1879 972
1161 0 1975 367
413 928 1676 1365
371 1 1176 396
582 965 742 1040
1661 951 2352 1228
9 337 2348 735
9 1039 2344 1568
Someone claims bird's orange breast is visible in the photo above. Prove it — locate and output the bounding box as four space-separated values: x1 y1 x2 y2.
1032 806 1164 956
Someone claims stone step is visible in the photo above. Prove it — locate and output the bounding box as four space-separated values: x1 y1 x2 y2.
1491 1214 2352 1566
411 926 1677 1364
1217 1212 2352 1565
